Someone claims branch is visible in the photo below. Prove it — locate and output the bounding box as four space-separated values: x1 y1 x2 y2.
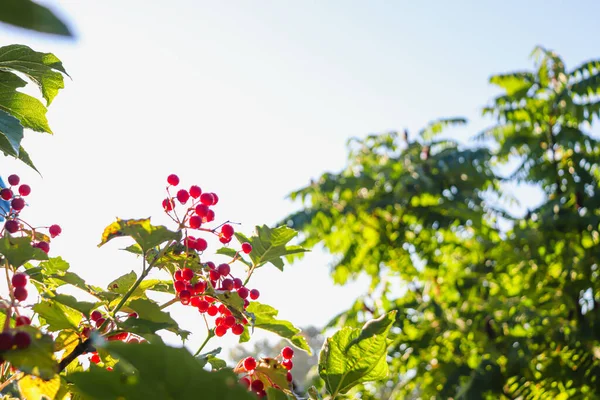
58 338 94 372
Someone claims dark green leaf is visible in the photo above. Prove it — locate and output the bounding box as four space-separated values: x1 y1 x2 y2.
0 235 48 267
98 218 181 253
237 225 307 271
3 326 57 379
0 2 72 37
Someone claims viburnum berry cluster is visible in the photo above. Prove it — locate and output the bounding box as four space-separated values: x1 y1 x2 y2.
1 174 61 253
163 174 260 338
236 347 295 398
0 175 63 363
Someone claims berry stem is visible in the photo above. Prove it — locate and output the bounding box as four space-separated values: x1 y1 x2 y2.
159 297 178 310
193 328 215 357
3 260 13 331
242 263 258 287
0 372 22 392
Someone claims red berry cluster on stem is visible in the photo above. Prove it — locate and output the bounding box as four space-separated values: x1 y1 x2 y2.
162 174 259 337
1 174 61 254
236 347 295 398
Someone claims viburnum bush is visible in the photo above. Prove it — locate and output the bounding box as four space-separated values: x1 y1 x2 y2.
0 44 396 400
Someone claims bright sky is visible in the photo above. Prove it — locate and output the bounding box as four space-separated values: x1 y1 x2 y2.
1 1 599 357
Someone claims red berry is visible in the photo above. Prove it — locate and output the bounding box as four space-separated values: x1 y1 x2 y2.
162 198 175 211
211 193 219 205
189 185 202 198
107 366 114 371
190 296 201 307
0 188 12 200
174 280 185 293
250 289 260 300
205 261 216 270
197 300 210 313
207 305 218 316
215 325 228 337
7 175 19 186
128 337 140 344
256 390 266 398
49 224 62 238
189 216 202 229
221 278 234 291
13 287 27 301
18 185 30 197
200 193 214 206
11 198 25 211
11 273 27 288
195 238 208 251
193 281 206 294
176 189 190 204
282 346 294 360
218 304 230 316
237 287 249 299
232 324 244 335
95 318 106 328
129 312 138 319
4 220 18 234
286 372 293 382
239 377 251 389
179 290 191 304
181 268 194 281
35 241 50 253
209 270 220 281
282 359 293 370
221 224 234 238
243 357 257 371
223 315 236 327
15 316 31 326
251 379 264 392
217 263 230 277
82 327 91 338
91 310 102 321
167 174 180 186
244 299 250 308
13 331 31 349
195 204 209 217
0 333 13 351
90 353 101 364
241 242 252 254
174 270 184 281
233 278 243 289
204 209 215 223
219 236 232 244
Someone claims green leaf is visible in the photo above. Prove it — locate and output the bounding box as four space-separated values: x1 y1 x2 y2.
3 326 57 379
0 235 48 267
50 294 102 317
418 117 467 141
98 218 181 253
122 298 188 340
246 302 312 355
107 270 137 295
318 311 396 396
33 299 82 331
39 257 70 274
69 342 255 400
0 44 69 105
0 2 72 37
307 386 323 400
17 374 61 400
196 347 222 369
267 387 297 400
238 225 307 271
0 109 23 156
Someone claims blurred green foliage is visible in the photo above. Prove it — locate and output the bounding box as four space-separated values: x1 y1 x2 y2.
283 47 600 399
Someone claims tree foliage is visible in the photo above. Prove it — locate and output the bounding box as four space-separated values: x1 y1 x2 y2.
283 48 600 398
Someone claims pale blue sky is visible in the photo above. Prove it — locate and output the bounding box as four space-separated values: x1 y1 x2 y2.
1 1 599 355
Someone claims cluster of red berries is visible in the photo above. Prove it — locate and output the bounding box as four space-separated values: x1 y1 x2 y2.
1 174 61 254
0 274 33 361
238 347 295 398
162 174 261 337
172 262 260 338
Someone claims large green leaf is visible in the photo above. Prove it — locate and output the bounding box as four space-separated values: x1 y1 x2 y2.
107 270 137 295
246 302 312 355
236 225 307 271
3 326 57 380
318 311 396 396
69 342 255 400
0 1 72 37
0 108 23 156
121 298 189 340
33 299 82 331
98 218 181 253
0 235 48 267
